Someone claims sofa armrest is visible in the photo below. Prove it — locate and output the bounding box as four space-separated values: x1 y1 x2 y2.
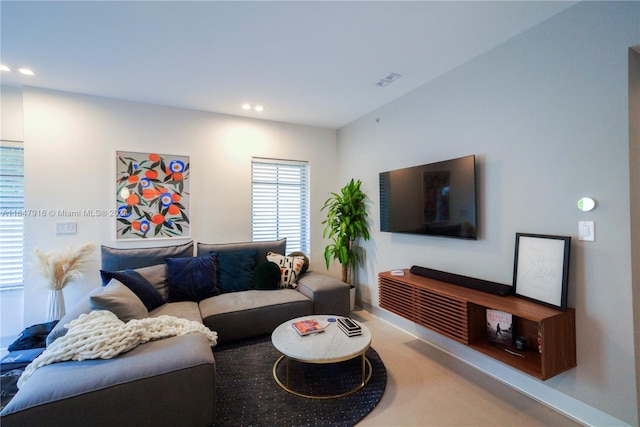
296 271 350 317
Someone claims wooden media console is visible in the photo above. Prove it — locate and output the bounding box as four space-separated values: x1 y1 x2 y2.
379 270 576 380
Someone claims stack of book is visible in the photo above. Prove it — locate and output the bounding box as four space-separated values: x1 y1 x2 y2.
337 317 362 337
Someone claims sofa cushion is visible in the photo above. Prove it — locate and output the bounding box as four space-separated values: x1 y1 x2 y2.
213 249 256 293
252 261 281 290
296 271 350 317
196 238 286 266
100 269 165 311
166 254 221 302
89 279 149 321
199 289 312 343
149 301 202 324
100 241 194 271
266 252 305 289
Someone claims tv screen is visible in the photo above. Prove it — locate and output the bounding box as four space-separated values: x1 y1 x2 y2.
379 155 477 239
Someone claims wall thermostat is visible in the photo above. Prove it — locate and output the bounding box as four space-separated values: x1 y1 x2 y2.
577 197 596 212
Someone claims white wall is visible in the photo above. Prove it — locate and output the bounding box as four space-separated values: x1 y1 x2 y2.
338 2 639 425
21 87 338 327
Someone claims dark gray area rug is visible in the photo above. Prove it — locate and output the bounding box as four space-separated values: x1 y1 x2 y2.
212 335 387 427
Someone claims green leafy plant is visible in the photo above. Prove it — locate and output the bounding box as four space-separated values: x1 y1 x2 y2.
321 179 370 285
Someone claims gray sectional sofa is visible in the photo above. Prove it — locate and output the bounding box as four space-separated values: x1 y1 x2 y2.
0 239 349 427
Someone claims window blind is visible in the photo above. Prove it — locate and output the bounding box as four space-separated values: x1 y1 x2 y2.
0 141 24 289
251 158 309 255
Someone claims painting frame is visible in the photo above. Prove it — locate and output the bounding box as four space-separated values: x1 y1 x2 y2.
115 151 190 240
513 233 570 311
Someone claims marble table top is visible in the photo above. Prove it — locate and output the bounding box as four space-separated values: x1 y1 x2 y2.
271 315 371 363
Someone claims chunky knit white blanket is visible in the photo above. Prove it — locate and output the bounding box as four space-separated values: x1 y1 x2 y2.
18 310 218 388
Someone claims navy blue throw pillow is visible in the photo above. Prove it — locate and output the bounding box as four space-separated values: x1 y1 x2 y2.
99 269 165 311
166 254 221 302
212 249 257 293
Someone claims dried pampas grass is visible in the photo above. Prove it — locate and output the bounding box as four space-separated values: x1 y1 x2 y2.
34 244 96 290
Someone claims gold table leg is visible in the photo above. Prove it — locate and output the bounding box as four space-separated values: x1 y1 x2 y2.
272 352 373 400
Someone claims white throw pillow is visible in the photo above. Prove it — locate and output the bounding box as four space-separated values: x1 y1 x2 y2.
266 252 305 289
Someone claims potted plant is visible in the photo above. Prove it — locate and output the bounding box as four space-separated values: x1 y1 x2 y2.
321 179 370 309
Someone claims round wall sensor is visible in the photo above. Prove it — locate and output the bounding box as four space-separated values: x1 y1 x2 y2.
577 197 596 212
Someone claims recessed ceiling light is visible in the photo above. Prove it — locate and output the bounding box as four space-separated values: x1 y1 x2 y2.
0 65 11 72
17 68 35 76
242 103 252 111
254 105 264 112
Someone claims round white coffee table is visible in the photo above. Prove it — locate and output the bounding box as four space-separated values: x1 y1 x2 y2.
271 314 372 399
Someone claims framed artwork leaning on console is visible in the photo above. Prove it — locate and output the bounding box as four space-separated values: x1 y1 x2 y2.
513 233 570 311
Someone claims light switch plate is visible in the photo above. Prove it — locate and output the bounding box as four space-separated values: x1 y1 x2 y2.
56 221 77 235
578 221 594 241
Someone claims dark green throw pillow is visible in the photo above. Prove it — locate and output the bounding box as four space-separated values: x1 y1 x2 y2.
252 262 282 290
212 249 257 293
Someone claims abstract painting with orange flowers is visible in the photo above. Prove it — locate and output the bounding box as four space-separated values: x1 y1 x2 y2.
116 151 190 240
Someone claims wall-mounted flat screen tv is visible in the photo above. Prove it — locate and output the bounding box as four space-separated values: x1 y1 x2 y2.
379 155 477 239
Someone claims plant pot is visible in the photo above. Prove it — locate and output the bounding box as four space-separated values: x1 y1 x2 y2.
349 285 356 312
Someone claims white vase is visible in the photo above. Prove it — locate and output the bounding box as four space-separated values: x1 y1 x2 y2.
46 289 66 321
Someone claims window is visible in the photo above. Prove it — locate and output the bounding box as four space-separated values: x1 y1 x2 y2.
251 158 309 255
0 141 24 290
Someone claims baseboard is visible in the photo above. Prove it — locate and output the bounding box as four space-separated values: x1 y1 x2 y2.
361 301 629 427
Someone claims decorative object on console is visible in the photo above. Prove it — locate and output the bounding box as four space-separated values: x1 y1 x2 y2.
486 309 513 345
116 151 190 240
34 243 96 321
321 178 370 286
513 233 571 311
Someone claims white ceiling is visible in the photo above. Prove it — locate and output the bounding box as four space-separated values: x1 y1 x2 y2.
1 1 575 129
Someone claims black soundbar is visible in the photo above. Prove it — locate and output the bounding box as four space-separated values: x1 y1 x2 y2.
409 265 512 296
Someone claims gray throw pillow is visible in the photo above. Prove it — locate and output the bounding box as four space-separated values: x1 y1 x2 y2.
89 279 149 321
134 264 169 300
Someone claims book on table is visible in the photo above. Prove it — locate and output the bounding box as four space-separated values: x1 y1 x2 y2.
337 317 362 337
291 319 327 336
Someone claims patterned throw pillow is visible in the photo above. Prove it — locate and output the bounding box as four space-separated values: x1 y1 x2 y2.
266 252 305 289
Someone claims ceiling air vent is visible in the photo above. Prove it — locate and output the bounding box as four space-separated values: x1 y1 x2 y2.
376 73 401 87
